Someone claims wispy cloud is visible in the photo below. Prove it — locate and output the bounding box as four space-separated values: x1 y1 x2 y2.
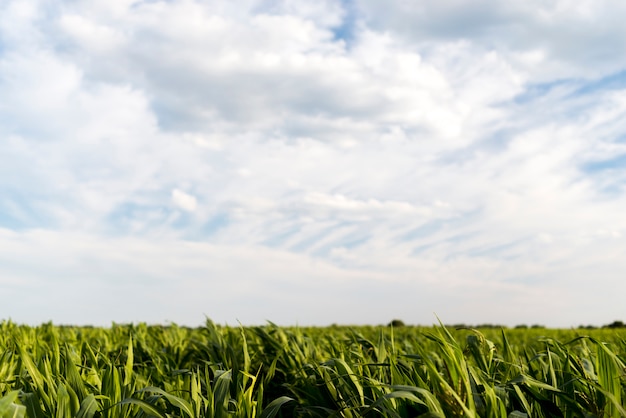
1 0 626 327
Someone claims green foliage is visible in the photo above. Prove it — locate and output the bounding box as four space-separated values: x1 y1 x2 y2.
0 320 625 417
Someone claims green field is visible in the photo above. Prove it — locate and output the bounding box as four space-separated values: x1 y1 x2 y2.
0 320 625 417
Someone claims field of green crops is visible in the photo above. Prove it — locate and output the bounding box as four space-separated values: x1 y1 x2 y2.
0 320 625 417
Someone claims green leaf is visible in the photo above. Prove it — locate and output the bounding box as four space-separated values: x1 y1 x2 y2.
135 387 194 417
118 398 167 418
76 395 99 418
259 396 294 418
124 337 134 386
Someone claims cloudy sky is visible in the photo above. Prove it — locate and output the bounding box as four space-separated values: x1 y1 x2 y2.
2 0 626 327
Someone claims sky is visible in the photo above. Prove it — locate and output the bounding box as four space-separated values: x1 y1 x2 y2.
2 0 626 328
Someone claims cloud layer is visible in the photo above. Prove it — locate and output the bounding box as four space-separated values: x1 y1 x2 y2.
1 0 626 327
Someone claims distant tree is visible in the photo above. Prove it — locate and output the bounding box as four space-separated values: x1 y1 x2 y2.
388 319 406 327
604 320 626 329
515 324 528 329
476 324 507 329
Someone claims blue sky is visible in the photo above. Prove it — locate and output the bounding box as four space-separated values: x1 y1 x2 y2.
2 0 626 327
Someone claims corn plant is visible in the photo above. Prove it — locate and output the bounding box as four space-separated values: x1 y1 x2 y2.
0 320 625 417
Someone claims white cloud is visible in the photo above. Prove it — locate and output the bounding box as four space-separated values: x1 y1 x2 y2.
58 14 126 52
358 0 626 80
1 0 626 327
303 192 421 214
171 189 198 212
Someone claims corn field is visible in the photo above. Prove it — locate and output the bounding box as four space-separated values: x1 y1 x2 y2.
0 320 625 417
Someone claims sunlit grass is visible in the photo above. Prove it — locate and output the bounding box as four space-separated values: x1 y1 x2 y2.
0 320 625 417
